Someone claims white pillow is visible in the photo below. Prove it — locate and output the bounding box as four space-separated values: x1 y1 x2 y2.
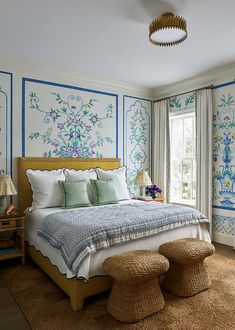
96 166 130 201
26 169 65 211
64 168 97 203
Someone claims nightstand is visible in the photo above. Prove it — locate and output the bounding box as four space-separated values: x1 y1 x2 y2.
0 212 25 264
135 197 165 203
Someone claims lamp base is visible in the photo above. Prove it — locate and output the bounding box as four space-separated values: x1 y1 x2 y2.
139 186 146 197
0 196 7 215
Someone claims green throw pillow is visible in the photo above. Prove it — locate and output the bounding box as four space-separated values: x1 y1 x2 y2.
90 179 118 205
58 180 91 208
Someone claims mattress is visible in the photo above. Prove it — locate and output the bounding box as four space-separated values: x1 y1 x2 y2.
25 200 211 280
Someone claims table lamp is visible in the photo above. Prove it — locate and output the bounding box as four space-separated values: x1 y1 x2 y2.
134 171 152 197
0 174 17 215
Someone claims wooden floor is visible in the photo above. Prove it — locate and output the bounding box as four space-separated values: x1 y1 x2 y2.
0 242 234 330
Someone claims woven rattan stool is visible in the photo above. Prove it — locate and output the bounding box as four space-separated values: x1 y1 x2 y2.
103 250 169 323
159 238 215 297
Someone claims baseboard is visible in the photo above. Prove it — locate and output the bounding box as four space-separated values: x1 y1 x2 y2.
212 231 235 248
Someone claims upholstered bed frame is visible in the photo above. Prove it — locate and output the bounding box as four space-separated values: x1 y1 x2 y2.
18 157 120 311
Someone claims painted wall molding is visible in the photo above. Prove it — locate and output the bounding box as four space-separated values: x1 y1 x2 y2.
0 57 153 98
22 78 118 159
123 95 152 196
0 71 13 175
153 62 235 99
212 231 235 248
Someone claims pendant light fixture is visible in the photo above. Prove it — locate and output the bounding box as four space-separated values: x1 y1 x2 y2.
149 12 187 47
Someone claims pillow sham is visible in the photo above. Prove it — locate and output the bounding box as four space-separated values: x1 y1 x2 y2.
26 169 65 211
96 166 130 200
64 168 97 203
58 180 91 208
90 179 118 205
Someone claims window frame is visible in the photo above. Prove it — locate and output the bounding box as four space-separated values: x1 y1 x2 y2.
169 110 196 207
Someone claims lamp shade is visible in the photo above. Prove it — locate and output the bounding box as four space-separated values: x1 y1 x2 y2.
0 174 17 196
134 171 152 186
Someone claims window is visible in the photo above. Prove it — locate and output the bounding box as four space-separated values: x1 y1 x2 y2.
170 112 196 206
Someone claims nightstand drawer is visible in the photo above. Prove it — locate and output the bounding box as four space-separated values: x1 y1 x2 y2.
0 219 16 229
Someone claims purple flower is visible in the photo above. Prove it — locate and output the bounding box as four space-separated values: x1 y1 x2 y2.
86 125 92 132
90 114 99 125
49 109 60 122
146 184 162 194
57 123 64 130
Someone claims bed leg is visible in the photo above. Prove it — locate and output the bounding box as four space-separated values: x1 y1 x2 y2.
70 295 84 311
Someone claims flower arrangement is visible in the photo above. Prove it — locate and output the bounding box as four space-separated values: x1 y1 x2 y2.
146 184 162 199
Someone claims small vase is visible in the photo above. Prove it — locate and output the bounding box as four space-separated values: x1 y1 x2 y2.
150 192 157 200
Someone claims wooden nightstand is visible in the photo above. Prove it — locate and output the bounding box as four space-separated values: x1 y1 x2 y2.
135 197 165 203
0 212 25 265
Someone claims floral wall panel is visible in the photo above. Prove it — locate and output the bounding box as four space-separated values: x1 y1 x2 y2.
0 71 12 175
22 78 118 158
212 82 235 211
123 96 152 196
169 92 195 112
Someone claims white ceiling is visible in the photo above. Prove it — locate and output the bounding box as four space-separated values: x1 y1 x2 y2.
1 0 235 88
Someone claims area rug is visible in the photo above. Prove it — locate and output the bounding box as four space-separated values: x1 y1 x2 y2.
1 254 235 330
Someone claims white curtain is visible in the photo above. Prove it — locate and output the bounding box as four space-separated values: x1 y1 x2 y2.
196 89 213 233
152 100 170 202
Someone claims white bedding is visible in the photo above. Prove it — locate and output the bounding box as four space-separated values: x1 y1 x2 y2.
25 200 211 280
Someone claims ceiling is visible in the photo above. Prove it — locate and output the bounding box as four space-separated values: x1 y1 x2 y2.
1 0 235 88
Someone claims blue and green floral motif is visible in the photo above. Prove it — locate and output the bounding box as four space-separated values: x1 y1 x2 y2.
169 92 195 111
125 99 151 195
212 93 235 208
28 92 114 158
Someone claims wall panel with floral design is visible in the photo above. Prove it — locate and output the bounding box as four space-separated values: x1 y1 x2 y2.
22 78 118 158
0 71 12 175
212 81 235 240
212 83 235 210
123 96 152 196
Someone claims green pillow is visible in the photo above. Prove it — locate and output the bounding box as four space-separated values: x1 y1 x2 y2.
58 180 91 208
90 179 118 205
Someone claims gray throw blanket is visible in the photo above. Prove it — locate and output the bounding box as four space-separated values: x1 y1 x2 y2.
37 202 209 273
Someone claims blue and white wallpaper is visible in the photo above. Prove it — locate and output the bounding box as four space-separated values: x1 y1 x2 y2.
212 81 235 240
123 96 152 196
22 78 118 158
0 71 12 175
169 92 195 112
212 84 235 210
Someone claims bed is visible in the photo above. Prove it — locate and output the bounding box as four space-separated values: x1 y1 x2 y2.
18 157 211 311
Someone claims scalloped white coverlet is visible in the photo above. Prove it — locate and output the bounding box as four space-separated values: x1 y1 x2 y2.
37 202 209 273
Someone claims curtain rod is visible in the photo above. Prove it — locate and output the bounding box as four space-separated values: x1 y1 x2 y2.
153 84 214 103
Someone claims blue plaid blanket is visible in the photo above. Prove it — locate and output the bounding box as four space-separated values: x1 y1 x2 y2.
37 202 209 273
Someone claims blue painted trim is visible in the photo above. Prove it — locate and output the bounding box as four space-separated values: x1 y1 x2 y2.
10 73 13 175
123 94 153 102
123 94 152 170
213 80 235 90
116 96 118 158
213 205 235 211
22 79 25 157
123 95 125 164
0 71 13 175
24 77 118 97
22 77 118 158
122 95 153 177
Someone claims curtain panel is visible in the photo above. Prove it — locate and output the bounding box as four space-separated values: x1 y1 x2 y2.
152 100 170 202
195 89 213 233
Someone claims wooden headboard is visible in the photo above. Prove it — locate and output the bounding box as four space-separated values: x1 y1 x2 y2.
18 157 121 212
